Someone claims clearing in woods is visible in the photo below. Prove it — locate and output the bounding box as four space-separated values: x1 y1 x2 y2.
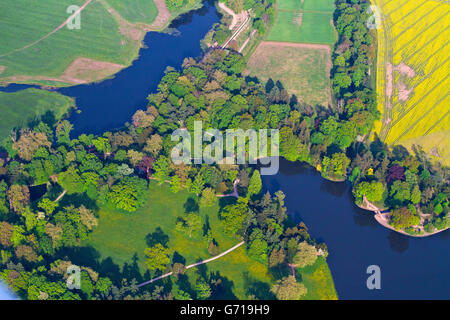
82 183 337 299
372 0 450 164
245 42 332 108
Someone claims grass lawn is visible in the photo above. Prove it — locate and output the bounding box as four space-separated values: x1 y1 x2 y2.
105 0 158 24
83 183 273 299
0 0 146 86
245 42 331 108
267 0 336 45
83 182 338 299
0 88 75 139
300 257 338 300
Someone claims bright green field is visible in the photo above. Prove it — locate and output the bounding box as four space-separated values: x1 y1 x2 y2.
84 183 273 299
268 0 336 45
105 0 158 24
0 0 141 86
0 88 75 138
84 183 337 299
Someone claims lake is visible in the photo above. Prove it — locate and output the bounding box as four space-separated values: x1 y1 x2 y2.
262 158 450 299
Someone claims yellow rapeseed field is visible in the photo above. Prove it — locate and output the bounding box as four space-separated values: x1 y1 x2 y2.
372 0 449 165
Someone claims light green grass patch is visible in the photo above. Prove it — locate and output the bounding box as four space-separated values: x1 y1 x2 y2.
298 12 335 45
246 42 331 107
277 0 304 11
84 183 273 299
0 0 139 85
105 0 158 24
0 88 75 139
303 0 334 12
299 257 338 300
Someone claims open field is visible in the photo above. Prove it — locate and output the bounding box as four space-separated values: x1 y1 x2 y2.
245 41 332 108
267 0 336 45
84 183 337 299
105 0 158 24
0 0 186 87
372 0 450 164
0 88 75 139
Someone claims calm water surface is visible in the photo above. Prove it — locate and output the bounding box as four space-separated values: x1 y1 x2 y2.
262 158 450 299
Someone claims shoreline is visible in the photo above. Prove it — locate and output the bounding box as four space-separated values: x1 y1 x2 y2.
357 197 449 238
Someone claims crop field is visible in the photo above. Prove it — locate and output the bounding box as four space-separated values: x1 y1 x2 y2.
372 0 450 164
0 0 160 87
267 0 336 45
0 88 75 139
245 41 332 108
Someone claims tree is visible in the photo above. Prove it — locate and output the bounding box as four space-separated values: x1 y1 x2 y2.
270 276 307 300
247 229 268 263
144 134 163 157
13 130 51 161
92 137 111 160
220 198 248 235
38 198 58 215
144 244 172 272
292 241 317 268
248 170 262 198
176 213 202 238
59 166 83 195
390 207 420 230
0 222 14 248
199 188 218 208
127 150 144 167
352 181 385 204
7 185 30 213
108 177 147 212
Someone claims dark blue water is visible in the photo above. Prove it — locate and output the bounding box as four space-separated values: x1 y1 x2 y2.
0 1 221 138
263 158 450 299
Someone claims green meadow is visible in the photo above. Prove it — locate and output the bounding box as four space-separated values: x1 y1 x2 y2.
83 183 337 299
0 88 75 139
0 0 143 86
268 0 336 45
105 0 158 24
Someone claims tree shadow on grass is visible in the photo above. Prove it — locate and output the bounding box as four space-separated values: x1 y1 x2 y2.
243 271 275 300
122 253 143 283
209 270 237 300
145 227 169 247
218 196 237 209
172 251 186 265
184 196 199 213
58 192 98 211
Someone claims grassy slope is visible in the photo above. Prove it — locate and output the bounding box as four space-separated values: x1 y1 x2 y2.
84 183 337 299
105 0 158 24
267 0 336 45
246 43 330 107
0 0 137 82
0 88 75 138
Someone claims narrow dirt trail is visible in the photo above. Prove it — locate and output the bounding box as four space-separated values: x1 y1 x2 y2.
137 241 245 287
0 0 92 59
